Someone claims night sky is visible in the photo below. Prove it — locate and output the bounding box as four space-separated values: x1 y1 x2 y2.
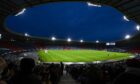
6 2 138 42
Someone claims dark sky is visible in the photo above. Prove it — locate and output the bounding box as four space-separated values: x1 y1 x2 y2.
6 2 138 42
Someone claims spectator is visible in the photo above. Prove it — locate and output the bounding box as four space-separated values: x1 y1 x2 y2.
9 58 42 84
60 62 64 75
0 57 7 84
49 64 60 84
113 58 140 84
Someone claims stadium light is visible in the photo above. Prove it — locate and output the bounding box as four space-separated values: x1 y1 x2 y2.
106 42 116 46
136 25 140 31
67 38 71 42
123 16 130 21
96 40 99 43
80 40 84 43
15 8 26 16
24 33 29 37
125 35 131 39
106 43 110 46
0 34 2 39
87 2 102 7
51 36 56 41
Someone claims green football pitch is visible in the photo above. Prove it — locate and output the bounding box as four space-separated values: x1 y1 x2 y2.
37 50 133 62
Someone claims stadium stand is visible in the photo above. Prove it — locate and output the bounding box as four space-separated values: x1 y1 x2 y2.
129 48 140 54
0 56 140 84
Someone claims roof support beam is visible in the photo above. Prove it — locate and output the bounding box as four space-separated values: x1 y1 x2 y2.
39 0 44 3
0 8 11 14
115 0 132 8
110 0 122 7
123 4 140 12
0 2 14 13
1 0 18 11
127 9 140 15
0 13 7 16
130 12 140 18
23 0 34 7
7 0 20 7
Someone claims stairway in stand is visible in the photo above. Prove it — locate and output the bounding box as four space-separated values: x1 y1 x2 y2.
59 70 80 84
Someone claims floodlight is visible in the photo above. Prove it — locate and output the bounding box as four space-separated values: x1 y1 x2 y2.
80 40 84 43
125 35 131 39
51 36 56 41
106 42 116 46
106 43 110 46
110 42 116 46
24 33 29 37
136 25 140 31
15 8 26 16
87 2 101 7
67 38 71 42
123 16 129 21
0 34 2 39
96 40 99 43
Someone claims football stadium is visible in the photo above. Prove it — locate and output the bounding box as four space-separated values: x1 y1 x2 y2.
0 0 140 84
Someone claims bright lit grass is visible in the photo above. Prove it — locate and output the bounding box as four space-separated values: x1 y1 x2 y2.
37 50 133 62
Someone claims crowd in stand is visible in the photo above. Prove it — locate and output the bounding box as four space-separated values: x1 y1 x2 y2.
66 62 126 84
0 56 140 84
0 57 63 84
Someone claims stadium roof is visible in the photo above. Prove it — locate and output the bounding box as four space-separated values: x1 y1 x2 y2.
5 2 138 42
0 0 140 44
